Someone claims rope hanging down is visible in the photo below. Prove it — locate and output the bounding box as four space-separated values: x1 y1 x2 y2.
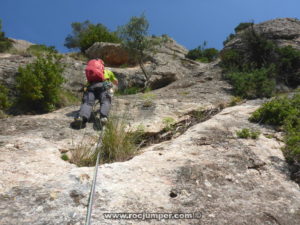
85 117 105 225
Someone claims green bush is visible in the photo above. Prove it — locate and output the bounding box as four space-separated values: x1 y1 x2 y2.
236 128 260 139
276 46 300 87
249 95 297 126
223 22 253 46
226 66 276 99
0 84 11 110
27 44 57 56
234 22 254 33
221 23 300 99
250 93 300 161
186 42 219 62
61 154 69 161
0 20 12 52
65 21 121 52
16 54 65 113
220 49 243 72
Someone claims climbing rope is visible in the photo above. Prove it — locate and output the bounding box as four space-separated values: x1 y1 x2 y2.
85 127 103 225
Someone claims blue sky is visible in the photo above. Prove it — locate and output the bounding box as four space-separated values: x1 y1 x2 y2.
1 0 300 52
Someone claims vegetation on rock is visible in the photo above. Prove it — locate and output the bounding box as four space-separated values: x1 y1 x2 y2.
221 24 300 99
26 44 58 56
64 20 121 52
186 41 219 62
250 93 300 163
16 54 65 113
117 14 166 88
0 19 12 52
0 83 11 111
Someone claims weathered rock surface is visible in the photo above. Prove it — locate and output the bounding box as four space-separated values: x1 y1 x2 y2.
0 37 205 96
113 61 231 133
10 38 34 52
224 18 300 50
1 100 299 225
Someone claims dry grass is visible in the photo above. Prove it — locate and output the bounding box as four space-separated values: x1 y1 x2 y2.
69 113 143 167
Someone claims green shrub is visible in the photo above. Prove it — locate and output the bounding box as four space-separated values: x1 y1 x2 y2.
0 84 11 110
276 46 300 87
16 54 65 113
61 154 69 161
220 49 243 72
236 128 260 139
0 20 12 52
221 23 300 99
250 93 300 161
186 42 219 62
65 21 121 52
234 22 254 33
27 44 57 56
223 22 253 46
249 95 298 126
236 128 251 138
226 66 276 99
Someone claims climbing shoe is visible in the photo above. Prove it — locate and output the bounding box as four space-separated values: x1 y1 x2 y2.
71 116 87 129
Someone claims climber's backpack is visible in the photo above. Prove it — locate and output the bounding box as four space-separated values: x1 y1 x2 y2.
85 59 105 82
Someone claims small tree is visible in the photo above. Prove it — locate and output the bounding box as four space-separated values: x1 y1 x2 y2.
64 20 120 52
117 14 162 88
0 19 12 52
16 54 65 112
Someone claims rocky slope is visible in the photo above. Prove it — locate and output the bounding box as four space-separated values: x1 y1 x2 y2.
1 99 300 225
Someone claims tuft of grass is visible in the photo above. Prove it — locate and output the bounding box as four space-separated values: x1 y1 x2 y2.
69 136 98 167
70 114 144 166
229 96 243 106
163 117 176 131
98 115 140 163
